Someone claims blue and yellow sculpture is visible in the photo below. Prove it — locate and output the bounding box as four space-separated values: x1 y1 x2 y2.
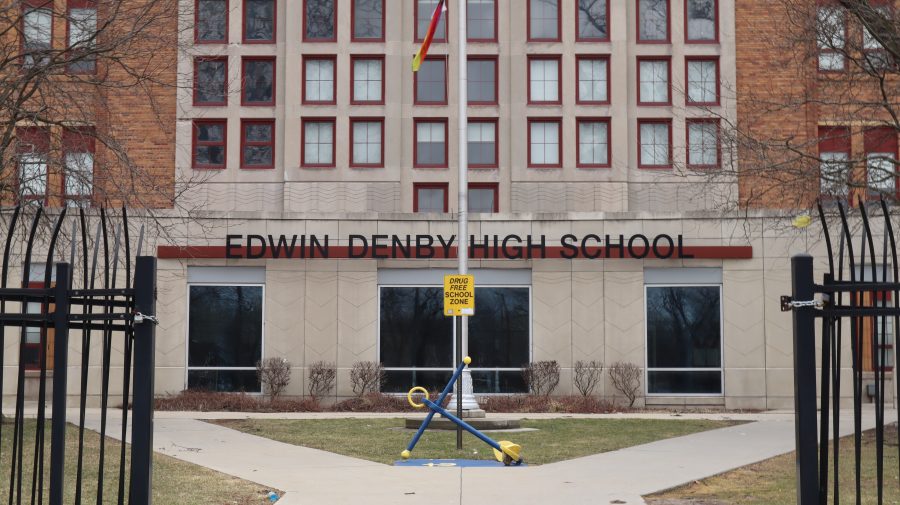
402 357 523 466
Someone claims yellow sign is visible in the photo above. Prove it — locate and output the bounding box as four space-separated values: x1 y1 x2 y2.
443 274 475 316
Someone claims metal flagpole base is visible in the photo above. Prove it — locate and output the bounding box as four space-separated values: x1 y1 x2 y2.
448 369 482 415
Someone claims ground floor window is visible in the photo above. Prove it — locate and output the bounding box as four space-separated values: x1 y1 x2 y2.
379 286 530 393
645 284 723 395
187 284 264 392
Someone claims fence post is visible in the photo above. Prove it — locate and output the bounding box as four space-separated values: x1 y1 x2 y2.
791 254 819 505
49 262 71 505
130 256 156 505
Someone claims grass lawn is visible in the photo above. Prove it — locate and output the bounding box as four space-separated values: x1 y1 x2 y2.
0 420 275 505
213 417 737 466
647 427 900 505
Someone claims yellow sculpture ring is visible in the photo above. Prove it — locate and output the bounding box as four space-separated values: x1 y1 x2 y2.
407 387 430 409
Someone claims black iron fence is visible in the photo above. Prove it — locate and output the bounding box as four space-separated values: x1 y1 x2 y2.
0 206 156 505
784 198 899 505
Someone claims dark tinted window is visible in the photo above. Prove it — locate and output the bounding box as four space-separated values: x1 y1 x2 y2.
353 0 383 39
197 0 227 41
306 0 335 39
245 0 275 41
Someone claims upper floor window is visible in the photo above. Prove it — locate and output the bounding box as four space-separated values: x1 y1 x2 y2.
16 127 49 204
468 57 497 105
240 119 275 169
304 0 336 42
817 7 845 71
416 0 447 42
350 118 384 167
818 126 850 199
351 56 384 104
242 57 275 106
638 0 668 43
638 119 672 168
686 119 720 168
67 1 97 74
468 119 497 168
528 56 561 104
468 0 496 41
414 119 448 168
244 0 275 43
195 0 227 43
863 5 892 70
638 57 671 105
63 129 94 207
576 55 609 104
303 56 336 104
193 119 227 169
528 118 562 168
194 57 227 106
865 127 898 198
686 57 718 105
685 0 717 42
468 183 498 213
22 4 52 68
414 183 448 212
352 0 383 41
577 118 610 168
528 0 560 41
302 118 335 168
577 0 609 41
415 57 447 105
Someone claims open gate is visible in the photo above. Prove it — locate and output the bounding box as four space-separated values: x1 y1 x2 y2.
0 206 156 505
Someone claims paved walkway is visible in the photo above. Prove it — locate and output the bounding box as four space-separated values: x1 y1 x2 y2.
75 407 895 505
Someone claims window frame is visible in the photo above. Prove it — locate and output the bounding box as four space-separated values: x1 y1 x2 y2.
349 117 385 168
302 54 337 105
303 0 338 43
864 126 899 199
242 0 277 44
467 55 498 106
575 54 611 105
300 117 336 169
351 0 385 42
415 0 448 43
467 0 498 43
686 118 721 169
637 56 672 106
527 117 563 169
66 0 98 75
637 118 673 169
413 118 449 169
239 118 276 170
15 126 50 205
576 117 612 169
467 117 499 169
194 0 228 44
350 55 385 105
527 55 562 106
527 0 561 42
575 0 610 42
413 55 448 106
192 119 228 170
685 56 720 106
636 0 670 44
62 128 95 207
818 126 851 200
684 0 718 43
21 1 54 69
241 56 276 106
193 56 228 106
468 182 499 213
413 182 449 212
817 5 847 73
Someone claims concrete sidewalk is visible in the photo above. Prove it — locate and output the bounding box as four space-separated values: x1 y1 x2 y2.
79 407 895 505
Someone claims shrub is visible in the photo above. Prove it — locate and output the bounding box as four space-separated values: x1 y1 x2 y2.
256 357 292 400
521 360 560 396
155 390 320 413
573 360 604 396
479 395 618 414
350 361 385 396
307 361 336 398
608 361 642 407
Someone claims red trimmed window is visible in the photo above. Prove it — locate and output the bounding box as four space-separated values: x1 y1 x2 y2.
242 57 276 106
351 56 384 104
637 0 669 43
817 6 845 71
15 127 49 204
685 57 719 105
304 0 337 42
240 119 275 169
414 183 448 212
468 56 497 105
22 1 53 68
352 0 384 41
301 118 336 168
468 0 497 42
528 0 560 41
576 118 611 168
192 119 227 170
818 126 851 199
62 128 95 207
243 0 276 43
686 119 720 169
414 56 447 105
863 4 893 70
528 118 562 168
416 0 447 42
303 55 336 105
528 56 561 105
685 0 717 42
468 183 498 213
468 118 498 168
194 57 228 106
638 119 672 168
67 0 97 74
414 119 448 168
576 55 610 105
637 56 671 105
195 0 228 43
865 127 899 198
350 118 384 168
576 0 609 41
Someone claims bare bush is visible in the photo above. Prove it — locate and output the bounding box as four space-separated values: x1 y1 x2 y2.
307 361 336 398
608 361 642 407
573 360 604 396
256 357 291 400
521 361 561 396
349 361 385 396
